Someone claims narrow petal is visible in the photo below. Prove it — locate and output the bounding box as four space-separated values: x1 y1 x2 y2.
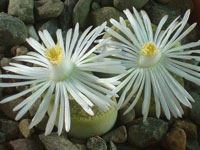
62 83 71 132
45 83 60 135
29 82 55 128
15 81 51 120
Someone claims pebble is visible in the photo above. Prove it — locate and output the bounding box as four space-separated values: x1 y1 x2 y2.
0 0 7 12
58 0 78 30
189 92 200 125
162 127 186 150
117 144 139 150
35 0 64 20
37 19 59 40
8 0 34 24
87 136 107 150
0 13 28 46
144 0 179 28
109 141 118 150
10 45 28 56
0 119 19 140
186 140 200 150
0 132 5 143
73 0 92 29
128 118 168 148
166 0 194 15
118 103 135 125
174 120 198 140
29 97 42 117
19 119 34 138
75 144 87 150
102 126 127 143
0 144 8 150
91 2 101 11
0 58 10 68
155 0 170 4
0 97 29 120
27 25 39 41
90 7 124 27
0 46 7 54
9 139 43 150
39 133 78 150
101 0 113 7
114 0 149 10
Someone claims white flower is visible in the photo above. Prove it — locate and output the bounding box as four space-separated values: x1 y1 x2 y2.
105 7 200 121
0 23 125 135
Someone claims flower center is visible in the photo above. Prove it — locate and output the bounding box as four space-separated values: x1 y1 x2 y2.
138 42 161 68
46 44 64 65
140 42 157 56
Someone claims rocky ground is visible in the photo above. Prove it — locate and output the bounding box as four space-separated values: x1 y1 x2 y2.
0 0 200 150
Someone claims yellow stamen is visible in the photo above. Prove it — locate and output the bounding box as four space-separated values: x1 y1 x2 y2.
46 43 64 65
140 42 157 56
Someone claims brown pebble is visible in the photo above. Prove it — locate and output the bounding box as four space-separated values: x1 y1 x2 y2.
162 127 186 150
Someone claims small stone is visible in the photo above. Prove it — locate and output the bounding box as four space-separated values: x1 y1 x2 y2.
35 115 48 131
189 92 200 125
11 45 28 56
144 0 179 28
101 0 113 6
0 46 7 54
0 58 10 68
0 144 8 150
102 126 127 143
75 144 87 150
9 139 43 150
73 0 92 29
37 19 59 40
117 144 139 150
29 97 42 117
0 13 28 46
155 0 170 4
8 0 34 24
0 98 29 120
91 2 101 11
0 119 19 140
114 0 149 10
109 141 118 150
166 0 193 15
186 140 200 150
118 103 135 125
0 132 6 143
0 0 7 12
27 25 39 41
87 136 107 150
90 7 124 27
162 127 186 150
128 118 168 148
35 0 64 20
143 145 164 150
39 133 78 150
19 119 34 138
174 120 198 140
58 0 78 30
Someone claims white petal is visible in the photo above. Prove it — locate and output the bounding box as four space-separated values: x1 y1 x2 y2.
62 83 71 132
43 30 56 47
38 30 52 49
0 81 46 103
45 83 60 135
29 82 55 128
56 29 65 57
68 23 79 59
15 81 51 120
142 70 151 121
